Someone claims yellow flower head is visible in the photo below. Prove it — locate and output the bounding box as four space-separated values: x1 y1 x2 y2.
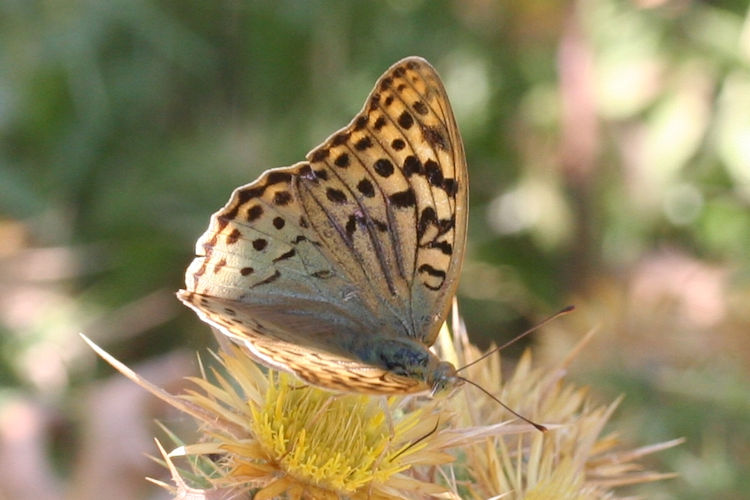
176 346 456 500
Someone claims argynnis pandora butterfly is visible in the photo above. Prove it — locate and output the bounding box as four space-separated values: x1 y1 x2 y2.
178 57 467 395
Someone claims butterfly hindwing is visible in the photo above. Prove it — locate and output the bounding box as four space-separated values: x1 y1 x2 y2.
178 291 424 394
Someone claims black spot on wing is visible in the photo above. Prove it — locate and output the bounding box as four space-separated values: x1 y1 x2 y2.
417 207 437 239
398 111 414 129
252 238 268 251
374 218 388 232
443 178 458 196
326 188 347 204
421 125 448 150
334 153 350 168
356 178 375 198
424 159 443 187
369 94 381 111
213 258 226 273
247 205 263 222
438 216 455 235
311 148 329 162
413 100 428 115
272 248 296 263
354 115 368 130
332 132 350 146
389 188 416 208
227 229 241 245
267 172 293 185
403 156 422 177
345 214 357 238
418 263 446 291
251 270 281 288
274 191 292 205
354 136 372 151
374 158 394 177
298 163 313 178
428 240 453 255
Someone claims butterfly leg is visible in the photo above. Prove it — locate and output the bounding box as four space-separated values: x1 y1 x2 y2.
376 395 395 435
305 392 344 428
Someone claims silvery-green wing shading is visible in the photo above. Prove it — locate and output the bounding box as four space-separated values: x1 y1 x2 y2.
178 291 427 394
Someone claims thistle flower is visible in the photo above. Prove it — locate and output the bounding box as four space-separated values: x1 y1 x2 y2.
181 348 459 499
430 308 683 499
82 306 680 499
85 339 458 499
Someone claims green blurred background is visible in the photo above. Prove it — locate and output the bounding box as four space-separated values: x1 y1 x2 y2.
1 1 749 499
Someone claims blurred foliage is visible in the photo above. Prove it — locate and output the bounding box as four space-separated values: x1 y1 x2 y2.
1 0 750 499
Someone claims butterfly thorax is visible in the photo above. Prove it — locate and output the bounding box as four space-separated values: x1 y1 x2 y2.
350 336 461 395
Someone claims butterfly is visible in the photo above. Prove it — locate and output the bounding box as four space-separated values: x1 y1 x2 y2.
178 56 468 395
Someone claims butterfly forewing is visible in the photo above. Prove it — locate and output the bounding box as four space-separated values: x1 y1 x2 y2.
179 57 468 394
297 57 467 345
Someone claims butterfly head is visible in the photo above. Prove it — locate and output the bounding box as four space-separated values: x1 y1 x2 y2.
428 360 462 397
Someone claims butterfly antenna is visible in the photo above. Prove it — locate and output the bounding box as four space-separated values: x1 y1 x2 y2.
456 305 575 373
458 376 547 432
390 416 441 461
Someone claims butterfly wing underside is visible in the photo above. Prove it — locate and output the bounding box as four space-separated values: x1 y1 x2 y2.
178 57 467 392
180 291 424 394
